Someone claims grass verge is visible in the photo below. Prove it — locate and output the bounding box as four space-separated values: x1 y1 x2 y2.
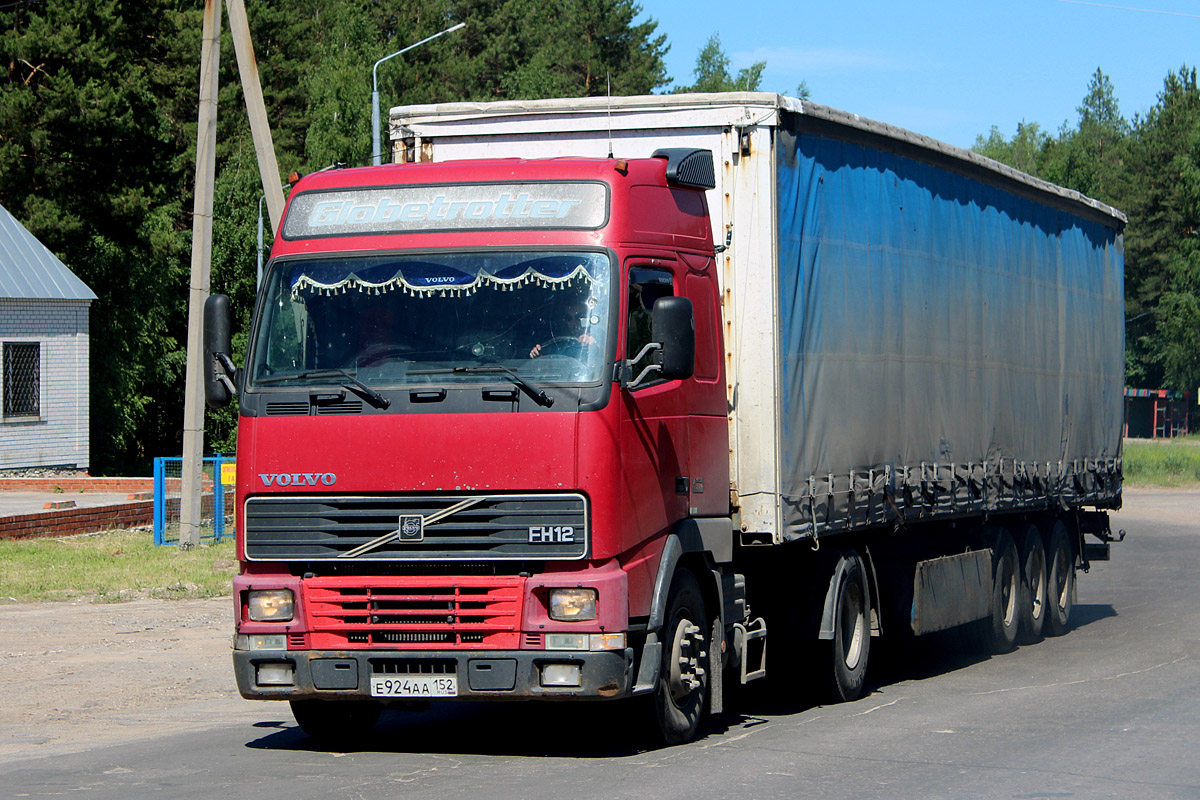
1123 438 1200 487
0 529 237 604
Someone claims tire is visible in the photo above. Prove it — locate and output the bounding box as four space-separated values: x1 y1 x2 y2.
290 699 383 745
1044 520 1076 637
1016 523 1047 645
987 529 1019 655
649 569 710 747
823 551 871 703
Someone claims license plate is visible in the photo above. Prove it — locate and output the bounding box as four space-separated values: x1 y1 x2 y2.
370 675 458 698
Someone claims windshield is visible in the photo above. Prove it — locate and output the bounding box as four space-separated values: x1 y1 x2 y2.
248 251 612 388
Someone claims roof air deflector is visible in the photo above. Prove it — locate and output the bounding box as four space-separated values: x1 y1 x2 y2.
651 148 716 190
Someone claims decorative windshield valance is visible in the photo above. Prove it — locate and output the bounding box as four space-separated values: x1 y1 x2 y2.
289 256 601 299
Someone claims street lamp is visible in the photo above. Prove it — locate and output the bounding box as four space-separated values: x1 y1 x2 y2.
371 21 466 166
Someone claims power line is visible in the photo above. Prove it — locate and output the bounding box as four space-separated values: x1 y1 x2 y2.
1055 0 1200 19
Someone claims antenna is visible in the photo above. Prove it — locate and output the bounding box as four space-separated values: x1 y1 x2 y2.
606 72 613 159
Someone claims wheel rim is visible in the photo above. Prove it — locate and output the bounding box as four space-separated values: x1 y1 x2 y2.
1052 543 1070 611
840 579 865 670
1000 553 1017 626
1029 546 1046 621
667 617 705 704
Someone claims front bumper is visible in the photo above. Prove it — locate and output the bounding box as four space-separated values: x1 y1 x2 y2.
234 647 635 702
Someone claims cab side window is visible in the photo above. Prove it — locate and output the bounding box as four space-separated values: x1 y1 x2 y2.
627 267 674 363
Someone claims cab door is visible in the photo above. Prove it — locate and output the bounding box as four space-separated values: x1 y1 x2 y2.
619 261 691 551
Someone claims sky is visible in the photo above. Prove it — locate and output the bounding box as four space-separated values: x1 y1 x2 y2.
638 0 1200 149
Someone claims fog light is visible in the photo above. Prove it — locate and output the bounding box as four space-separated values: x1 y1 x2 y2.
541 663 581 687
256 661 295 686
548 588 597 621
545 633 587 651
248 589 294 622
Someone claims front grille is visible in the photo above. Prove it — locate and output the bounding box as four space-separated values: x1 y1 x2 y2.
303 576 524 650
289 561 513 578
371 659 456 675
245 493 588 561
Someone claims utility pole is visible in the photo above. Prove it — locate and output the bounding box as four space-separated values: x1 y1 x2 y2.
180 0 286 548
179 0 221 550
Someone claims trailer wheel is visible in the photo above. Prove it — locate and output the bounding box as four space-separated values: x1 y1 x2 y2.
1044 520 1075 637
824 551 870 703
650 569 710 746
1017 523 1047 644
987 530 1019 654
290 699 382 745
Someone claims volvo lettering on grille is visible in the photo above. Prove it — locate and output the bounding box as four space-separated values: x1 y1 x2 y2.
259 472 337 487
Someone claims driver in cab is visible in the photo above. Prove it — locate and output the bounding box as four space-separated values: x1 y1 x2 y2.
528 299 596 358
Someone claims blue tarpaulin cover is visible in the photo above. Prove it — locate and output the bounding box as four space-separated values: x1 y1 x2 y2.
775 125 1124 540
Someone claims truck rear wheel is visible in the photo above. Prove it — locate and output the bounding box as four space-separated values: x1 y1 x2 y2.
823 551 870 703
1017 523 1047 644
650 569 710 746
290 699 383 745
1044 520 1076 637
987 530 1019 654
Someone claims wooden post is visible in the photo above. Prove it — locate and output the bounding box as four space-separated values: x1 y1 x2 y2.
180 0 221 550
224 0 285 233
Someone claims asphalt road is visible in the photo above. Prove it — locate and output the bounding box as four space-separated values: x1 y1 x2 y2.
4 489 1198 800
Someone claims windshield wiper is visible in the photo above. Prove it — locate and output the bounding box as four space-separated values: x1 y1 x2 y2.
409 365 554 408
256 368 391 410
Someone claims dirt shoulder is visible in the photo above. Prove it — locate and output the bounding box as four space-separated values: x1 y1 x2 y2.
0 597 266 764
0 487 1195 766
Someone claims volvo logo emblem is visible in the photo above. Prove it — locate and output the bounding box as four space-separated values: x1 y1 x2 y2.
258 472 337 487
398 515 424 541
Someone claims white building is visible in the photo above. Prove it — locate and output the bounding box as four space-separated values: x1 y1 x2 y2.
0 203 97 471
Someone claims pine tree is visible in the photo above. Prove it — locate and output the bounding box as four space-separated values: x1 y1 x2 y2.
673 33 765 93
1120 67 1200 390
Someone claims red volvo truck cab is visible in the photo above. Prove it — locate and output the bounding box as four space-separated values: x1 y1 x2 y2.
206 150 738 745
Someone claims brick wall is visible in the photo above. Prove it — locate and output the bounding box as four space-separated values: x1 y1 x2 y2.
0 298 91 470
0 477 155 493
0 500 154 540
0 492 226 540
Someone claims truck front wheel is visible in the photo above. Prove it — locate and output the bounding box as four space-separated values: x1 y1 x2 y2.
650 569 710 746
290 699 383 745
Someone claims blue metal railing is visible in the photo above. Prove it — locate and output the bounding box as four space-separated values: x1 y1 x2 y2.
152 455 236 546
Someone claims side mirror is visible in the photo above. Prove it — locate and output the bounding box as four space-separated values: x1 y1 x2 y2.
652 296 695 381
203 294 237 409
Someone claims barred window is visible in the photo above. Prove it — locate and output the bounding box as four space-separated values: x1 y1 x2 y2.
3 342 40 418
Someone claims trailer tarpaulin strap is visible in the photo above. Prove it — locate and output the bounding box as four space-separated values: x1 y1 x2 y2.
774 126 1125 541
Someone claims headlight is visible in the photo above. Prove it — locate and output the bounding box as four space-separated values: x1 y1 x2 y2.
247 589 294 622
548 588 597 621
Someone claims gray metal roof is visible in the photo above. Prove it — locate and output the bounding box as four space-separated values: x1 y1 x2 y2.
0 202 97 301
